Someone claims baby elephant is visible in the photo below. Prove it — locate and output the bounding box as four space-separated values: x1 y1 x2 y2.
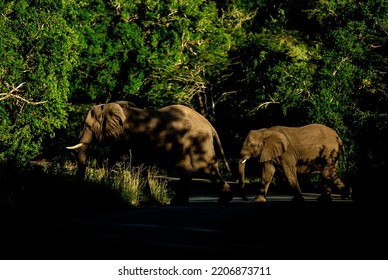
238 124 351 202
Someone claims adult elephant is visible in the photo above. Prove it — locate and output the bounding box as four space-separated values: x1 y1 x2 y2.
238 124 351 202
67 101 233 204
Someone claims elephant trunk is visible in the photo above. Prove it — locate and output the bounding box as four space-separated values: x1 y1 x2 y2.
76 143 89 179
66 142 89 180
238 158 248 201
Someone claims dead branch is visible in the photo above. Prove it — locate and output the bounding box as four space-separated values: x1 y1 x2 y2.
252 100 280 111
0 82 48 105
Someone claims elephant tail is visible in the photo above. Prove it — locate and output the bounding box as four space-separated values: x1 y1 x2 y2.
212 129 232 175
339 137 347 171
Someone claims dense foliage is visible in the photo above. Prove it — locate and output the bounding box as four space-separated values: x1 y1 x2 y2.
1 0 387 200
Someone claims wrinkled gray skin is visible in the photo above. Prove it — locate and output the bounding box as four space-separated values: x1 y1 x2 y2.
238 124 351 202
67 101 233 204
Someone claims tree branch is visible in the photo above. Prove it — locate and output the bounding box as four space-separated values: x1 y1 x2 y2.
0 82 48 105
253 100 280 111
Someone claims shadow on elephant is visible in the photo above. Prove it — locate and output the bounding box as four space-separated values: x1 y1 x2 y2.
237 124 352 203
67 101 234 205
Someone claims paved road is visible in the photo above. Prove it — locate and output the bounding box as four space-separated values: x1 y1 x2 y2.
0 179 383 260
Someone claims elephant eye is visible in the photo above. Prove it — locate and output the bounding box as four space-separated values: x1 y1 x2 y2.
85 122 93 130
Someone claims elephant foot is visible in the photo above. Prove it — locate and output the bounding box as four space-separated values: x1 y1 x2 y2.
139 183 160 206
317 193 332 204
291 194 305 203
218 191 233 204
239 189 248 201
340 187 352 200
139 197 161 207
254 195 267 203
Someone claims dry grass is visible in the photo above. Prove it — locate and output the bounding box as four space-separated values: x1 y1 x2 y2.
85 159 172 206
0 157 172 212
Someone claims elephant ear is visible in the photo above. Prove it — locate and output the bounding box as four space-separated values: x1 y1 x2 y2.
86 104 104 140
102 103 126 139
260 131 289 162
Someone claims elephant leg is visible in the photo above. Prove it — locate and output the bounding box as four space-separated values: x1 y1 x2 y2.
170 172 192 205
138 166 158 205
321 166 350 200
255 163 275 202
317 183 333 204
206 166 233 203
318 168 332 201
282 165 304 202
238 161 248 201
76 163 87 181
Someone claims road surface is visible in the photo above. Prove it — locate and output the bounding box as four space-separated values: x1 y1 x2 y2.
0 179 383 260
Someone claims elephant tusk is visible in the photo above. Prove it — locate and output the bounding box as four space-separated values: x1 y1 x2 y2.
66 143 84 149
241 159 247 164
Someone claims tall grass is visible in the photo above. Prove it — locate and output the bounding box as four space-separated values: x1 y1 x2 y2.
85 158 172 206
0 157 172 213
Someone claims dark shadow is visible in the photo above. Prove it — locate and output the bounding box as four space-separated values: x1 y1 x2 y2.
69 103 234 204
